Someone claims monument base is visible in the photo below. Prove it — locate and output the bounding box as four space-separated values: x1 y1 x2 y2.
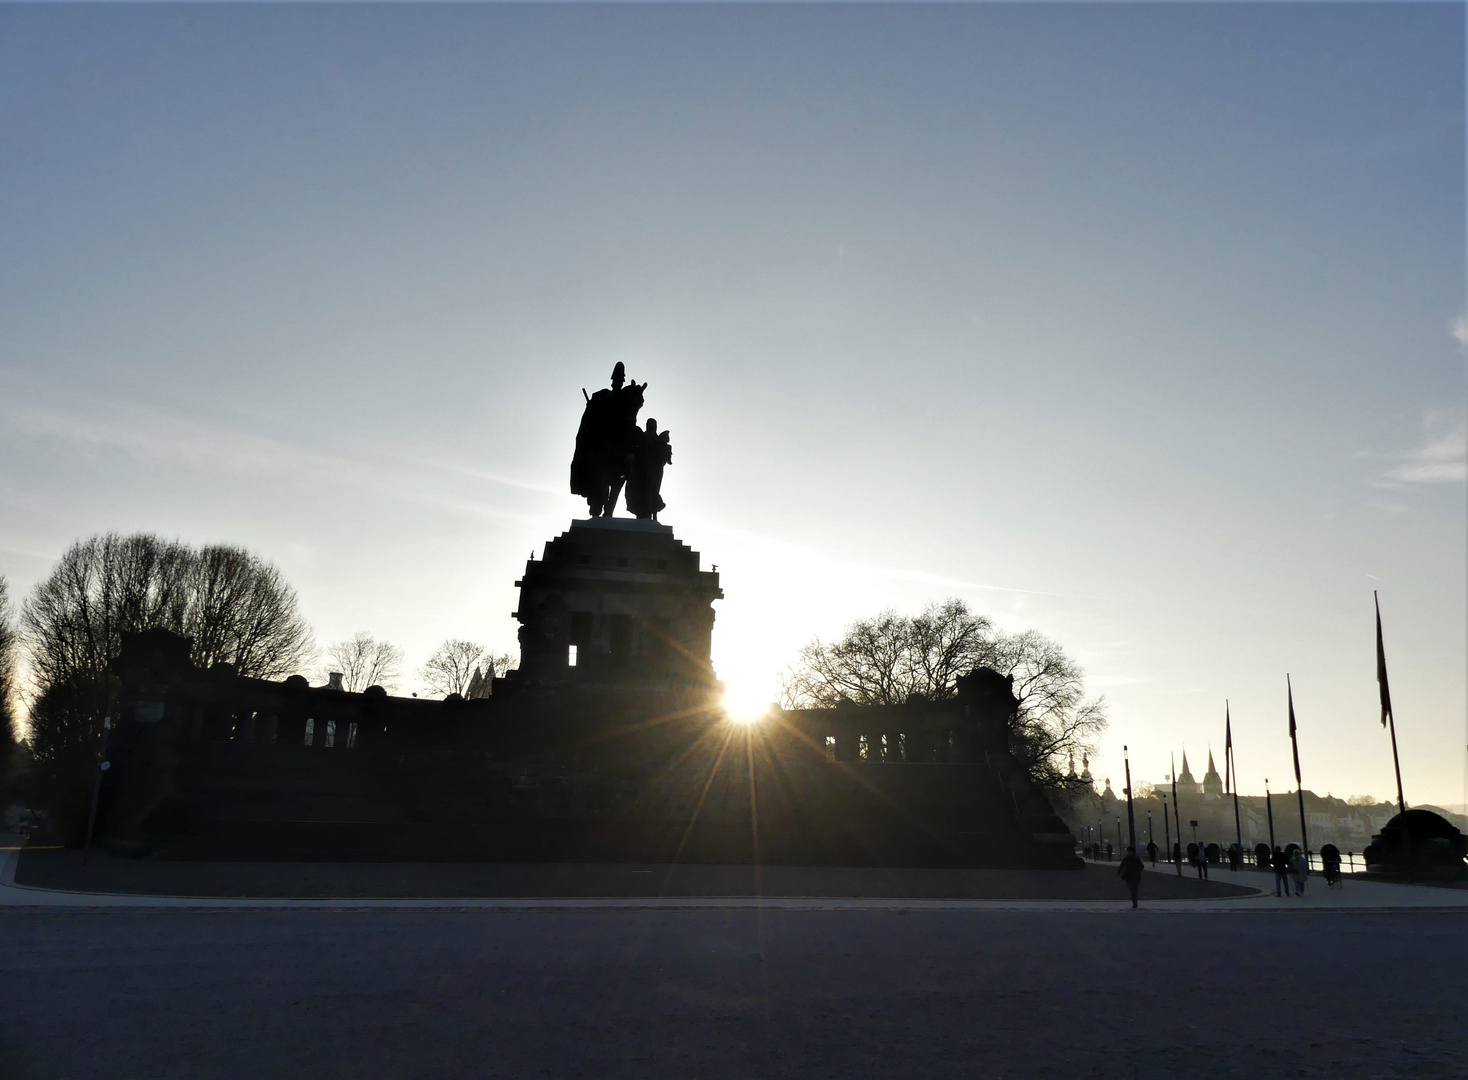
501 518 723 698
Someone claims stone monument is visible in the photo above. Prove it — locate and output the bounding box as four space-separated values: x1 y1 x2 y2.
88 365 1079 868
500 364 722 703
509 518 722 694
1363 808 1468 880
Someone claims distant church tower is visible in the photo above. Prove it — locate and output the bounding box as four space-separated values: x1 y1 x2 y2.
1202 750 1224 800
1175 752 1201 796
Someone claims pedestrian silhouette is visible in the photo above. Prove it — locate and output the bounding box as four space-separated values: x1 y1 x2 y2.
1320 843 1343 890
1271 846 1290 897
1187 842 1208 880
1116 845 1145 908
1289 847 1308 896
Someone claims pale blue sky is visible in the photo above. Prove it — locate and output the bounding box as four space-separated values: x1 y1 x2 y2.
1 4 1463 804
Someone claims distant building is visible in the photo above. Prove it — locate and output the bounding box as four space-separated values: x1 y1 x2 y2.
1202 751 1223 801
1174 752 1201 796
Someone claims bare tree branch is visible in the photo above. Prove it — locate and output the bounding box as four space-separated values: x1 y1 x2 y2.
419 639 487 698
324 633 404 693
0 575 18 776
781 598 1107 790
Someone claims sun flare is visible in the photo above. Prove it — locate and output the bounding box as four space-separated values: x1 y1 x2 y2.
721 683 775 725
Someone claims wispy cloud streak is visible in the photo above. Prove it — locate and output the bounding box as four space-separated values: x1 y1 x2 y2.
0 368 559 524
1369 416 1467 488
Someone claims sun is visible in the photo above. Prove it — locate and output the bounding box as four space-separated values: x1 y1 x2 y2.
721 682 776 725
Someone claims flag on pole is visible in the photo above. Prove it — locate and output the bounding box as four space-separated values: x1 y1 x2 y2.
1375 592 1393 729
1224 703 1232 794
1288 675 1302 787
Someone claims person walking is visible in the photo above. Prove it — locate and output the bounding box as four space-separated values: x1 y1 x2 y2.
1116 845 1145 908
1146 839 1159 866
1289 847 1308 896
1191 843 1208 880
1271 846 1290 897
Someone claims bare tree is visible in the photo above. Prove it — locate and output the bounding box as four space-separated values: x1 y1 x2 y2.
22 534 313 690
781 600 992 708
23 534 193 706
907 598 995 697
183 545 315 679
781 598 1106 790
419 642 520 699
324 632 403 692
420 639 487 698
23 672 107 835
20 533 317 838
0 575 18 780
981 628 1108 790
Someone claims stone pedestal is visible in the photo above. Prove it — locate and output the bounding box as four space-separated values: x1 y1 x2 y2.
507 518 723 694
1364 809 1468 880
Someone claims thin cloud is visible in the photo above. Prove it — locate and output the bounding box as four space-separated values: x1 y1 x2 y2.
1363 408 1467 489
1375 427 1467 487
0 370 548 525
1452 313 1467 348
678 510 1141 605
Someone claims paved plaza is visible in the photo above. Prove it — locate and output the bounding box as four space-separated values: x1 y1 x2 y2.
3 845 1465 1079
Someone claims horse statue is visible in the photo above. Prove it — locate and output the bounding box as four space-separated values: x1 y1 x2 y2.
570 363 648 517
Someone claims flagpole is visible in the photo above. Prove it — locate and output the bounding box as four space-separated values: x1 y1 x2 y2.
1376 592 1407 816
1123 745 1136 850
1226 702 1242 858
1170 752 1182 877
1265 779 1275 851
1288 675 1309 864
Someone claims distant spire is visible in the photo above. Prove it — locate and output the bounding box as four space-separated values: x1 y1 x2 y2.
1202 748 1224 796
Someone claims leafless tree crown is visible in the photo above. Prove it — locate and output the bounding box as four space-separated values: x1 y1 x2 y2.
781 598 1107 790
781 600 994 708
19 534 317 829
324 633 404 693
420 641 520 699
22 534 315 693
183 545 316 680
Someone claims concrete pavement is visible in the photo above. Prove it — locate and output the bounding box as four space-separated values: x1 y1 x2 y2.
5 841 1465 910
3 903 1464 1080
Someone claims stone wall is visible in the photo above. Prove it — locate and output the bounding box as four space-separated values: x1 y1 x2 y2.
96 629 1079 868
